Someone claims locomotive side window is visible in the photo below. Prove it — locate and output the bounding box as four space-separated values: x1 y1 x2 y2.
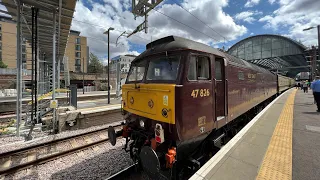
215 61 222 80
188 56 210 80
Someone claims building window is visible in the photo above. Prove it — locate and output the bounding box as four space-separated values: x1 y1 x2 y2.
22 54 26 62
76 38 81 44
0 24 2 31
0 33 2 41
0 51 2 60
75 65 81 72
22 45 26 53
75 52 81 58
22 63 27 70
0 42 2 50
75 59 81 65
75 45 81 51
22 38 26 44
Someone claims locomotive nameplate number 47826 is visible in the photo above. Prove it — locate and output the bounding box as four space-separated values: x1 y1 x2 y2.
191 89 210 98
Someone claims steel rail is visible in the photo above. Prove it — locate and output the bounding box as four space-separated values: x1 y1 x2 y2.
106 164 137 180
0 123 123 175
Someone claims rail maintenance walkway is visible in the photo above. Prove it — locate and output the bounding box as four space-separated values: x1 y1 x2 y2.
190 88 320 180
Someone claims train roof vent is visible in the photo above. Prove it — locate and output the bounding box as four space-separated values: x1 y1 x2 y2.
146 36 175 49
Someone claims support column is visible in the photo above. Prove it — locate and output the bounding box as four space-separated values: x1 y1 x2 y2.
57 0 62 92
35 8 39 123
107 30 110 104
31 7 35 125
57 57 60 91
16 1 22 136
52 10 57 133
317 25 320 76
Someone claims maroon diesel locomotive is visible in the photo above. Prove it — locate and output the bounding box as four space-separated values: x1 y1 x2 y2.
108 36 293 179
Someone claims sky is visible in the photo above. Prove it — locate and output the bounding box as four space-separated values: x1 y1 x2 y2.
1 0 320 64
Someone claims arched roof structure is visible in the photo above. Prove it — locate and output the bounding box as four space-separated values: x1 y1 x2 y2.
227 34 308 77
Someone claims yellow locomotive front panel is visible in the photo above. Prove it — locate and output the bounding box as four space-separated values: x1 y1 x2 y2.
122 83 176 124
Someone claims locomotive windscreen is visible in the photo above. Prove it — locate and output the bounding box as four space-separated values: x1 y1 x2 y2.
127 56 180 82
127 60 146 82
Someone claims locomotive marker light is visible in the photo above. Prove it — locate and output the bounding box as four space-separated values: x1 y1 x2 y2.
161 108 168 118
148 99 154 108
139 119 145 128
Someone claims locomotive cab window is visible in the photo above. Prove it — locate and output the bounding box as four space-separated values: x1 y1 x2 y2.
127 60 146 82
188 56 210 80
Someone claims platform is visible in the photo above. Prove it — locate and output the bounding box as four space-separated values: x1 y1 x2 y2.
190 88 320 180
0 91 118 114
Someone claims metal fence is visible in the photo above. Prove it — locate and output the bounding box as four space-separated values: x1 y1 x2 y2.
0 68 32 75
77 86 97 93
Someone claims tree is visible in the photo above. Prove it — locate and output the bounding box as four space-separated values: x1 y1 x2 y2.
0 61 7 68
88 53 104 73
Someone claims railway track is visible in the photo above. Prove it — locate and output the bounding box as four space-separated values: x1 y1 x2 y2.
0 123 123 176
0 111 15 116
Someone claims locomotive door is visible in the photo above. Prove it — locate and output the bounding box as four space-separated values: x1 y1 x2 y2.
177 54 214 140
215 58 226 120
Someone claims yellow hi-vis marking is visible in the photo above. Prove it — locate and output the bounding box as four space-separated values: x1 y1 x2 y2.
256 89 297 180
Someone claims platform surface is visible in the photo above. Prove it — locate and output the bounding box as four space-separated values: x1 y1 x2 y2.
0 90 116 103
191 88 320 180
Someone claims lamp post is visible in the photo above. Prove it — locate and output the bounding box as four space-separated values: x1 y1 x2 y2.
303 25 320 79
104 27 114 104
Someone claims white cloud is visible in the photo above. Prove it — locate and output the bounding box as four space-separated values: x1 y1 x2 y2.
250 32 254 35
71 0 247 60
258 0 320 46
0 5 11 18
244 0 260 8
268 0 276 4
235 11 262 24
258 15 273 22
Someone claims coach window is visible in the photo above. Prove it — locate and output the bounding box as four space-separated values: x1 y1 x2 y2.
188 56 210 80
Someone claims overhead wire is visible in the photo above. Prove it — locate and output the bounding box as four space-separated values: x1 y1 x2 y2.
72 19 150 43
151 8 219 42
170 0 227 44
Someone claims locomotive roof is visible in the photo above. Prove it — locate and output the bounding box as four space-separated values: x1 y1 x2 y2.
133 36 273 74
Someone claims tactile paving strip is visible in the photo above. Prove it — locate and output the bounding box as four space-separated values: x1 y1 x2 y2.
256 89 297 180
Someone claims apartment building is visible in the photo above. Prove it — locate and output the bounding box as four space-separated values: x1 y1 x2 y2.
64 30 88 73
110 54 137 73
0 16 89 74
0 15 31 69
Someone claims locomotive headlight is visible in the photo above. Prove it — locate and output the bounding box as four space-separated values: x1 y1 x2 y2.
139 120 145 128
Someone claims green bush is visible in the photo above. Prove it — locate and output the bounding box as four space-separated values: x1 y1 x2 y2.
0 61 8 68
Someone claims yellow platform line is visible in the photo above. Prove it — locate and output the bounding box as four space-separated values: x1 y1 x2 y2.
256 89 297 180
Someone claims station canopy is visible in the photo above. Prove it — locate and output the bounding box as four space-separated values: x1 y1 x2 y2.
227 34 308 77
0 0 76 57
